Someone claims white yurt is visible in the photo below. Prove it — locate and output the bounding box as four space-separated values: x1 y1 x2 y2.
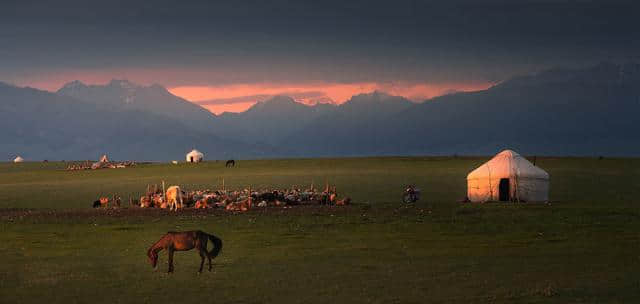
186 149 204 163
466 150 549 202
13 156 24 163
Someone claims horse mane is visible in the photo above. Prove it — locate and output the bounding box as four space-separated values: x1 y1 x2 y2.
148 233 171 256
146 246 158 261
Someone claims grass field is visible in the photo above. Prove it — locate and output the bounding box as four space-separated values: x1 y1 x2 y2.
0 157 638 303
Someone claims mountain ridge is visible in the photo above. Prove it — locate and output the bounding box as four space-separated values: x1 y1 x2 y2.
2 62 640 160
57 79 218 134
0 81 274 160
282 62 640 157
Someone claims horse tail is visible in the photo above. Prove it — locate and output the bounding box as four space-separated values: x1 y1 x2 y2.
207 233 223 258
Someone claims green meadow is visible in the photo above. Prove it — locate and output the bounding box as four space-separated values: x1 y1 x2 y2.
0 157 638 303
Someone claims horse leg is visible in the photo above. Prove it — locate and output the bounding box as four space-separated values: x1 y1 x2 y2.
198 248 206 273
202 237 213 271
167 248 175 273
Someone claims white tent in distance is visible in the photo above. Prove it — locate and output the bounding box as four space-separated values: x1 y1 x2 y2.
466 150 549 203
186 149 204 163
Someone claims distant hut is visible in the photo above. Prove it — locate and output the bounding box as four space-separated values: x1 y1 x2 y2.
466 150 549 203
186 149 204 163
13 156 24 163
99 154 109 163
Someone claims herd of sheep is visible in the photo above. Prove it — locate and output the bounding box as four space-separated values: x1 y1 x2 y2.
93 183 351 212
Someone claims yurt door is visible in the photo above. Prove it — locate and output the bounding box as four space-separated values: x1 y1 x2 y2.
499 178 510 201
190 156 193 162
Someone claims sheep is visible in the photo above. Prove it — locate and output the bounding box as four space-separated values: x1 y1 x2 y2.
336 197 351 206
140 196 152 208
225 195 252 212
99 197 110 208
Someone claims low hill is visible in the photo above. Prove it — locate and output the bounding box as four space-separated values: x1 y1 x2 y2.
215 96 336 145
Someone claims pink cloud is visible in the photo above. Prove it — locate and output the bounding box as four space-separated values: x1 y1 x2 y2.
169 82 492 114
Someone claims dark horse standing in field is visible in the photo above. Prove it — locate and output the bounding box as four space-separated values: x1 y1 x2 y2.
225 159 235 167
147 230 223 273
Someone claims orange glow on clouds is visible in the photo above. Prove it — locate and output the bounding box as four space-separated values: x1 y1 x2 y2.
206 102 258 114
169 82 491 114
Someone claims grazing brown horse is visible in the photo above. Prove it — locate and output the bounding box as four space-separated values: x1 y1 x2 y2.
147 231 223 273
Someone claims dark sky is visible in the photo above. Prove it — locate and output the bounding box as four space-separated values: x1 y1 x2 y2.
1 0 639 110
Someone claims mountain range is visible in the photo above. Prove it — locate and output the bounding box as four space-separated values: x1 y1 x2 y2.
283 62 640 156
0 82 268 161
1 62 639 161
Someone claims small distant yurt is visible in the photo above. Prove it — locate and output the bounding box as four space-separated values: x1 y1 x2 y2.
186 149 204 163
99 154 109 163
13 156 24 163
466 150 549 202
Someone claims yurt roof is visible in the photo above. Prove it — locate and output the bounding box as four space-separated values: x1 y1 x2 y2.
467 150 549 180
14 156 24 162
187 149 203 156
